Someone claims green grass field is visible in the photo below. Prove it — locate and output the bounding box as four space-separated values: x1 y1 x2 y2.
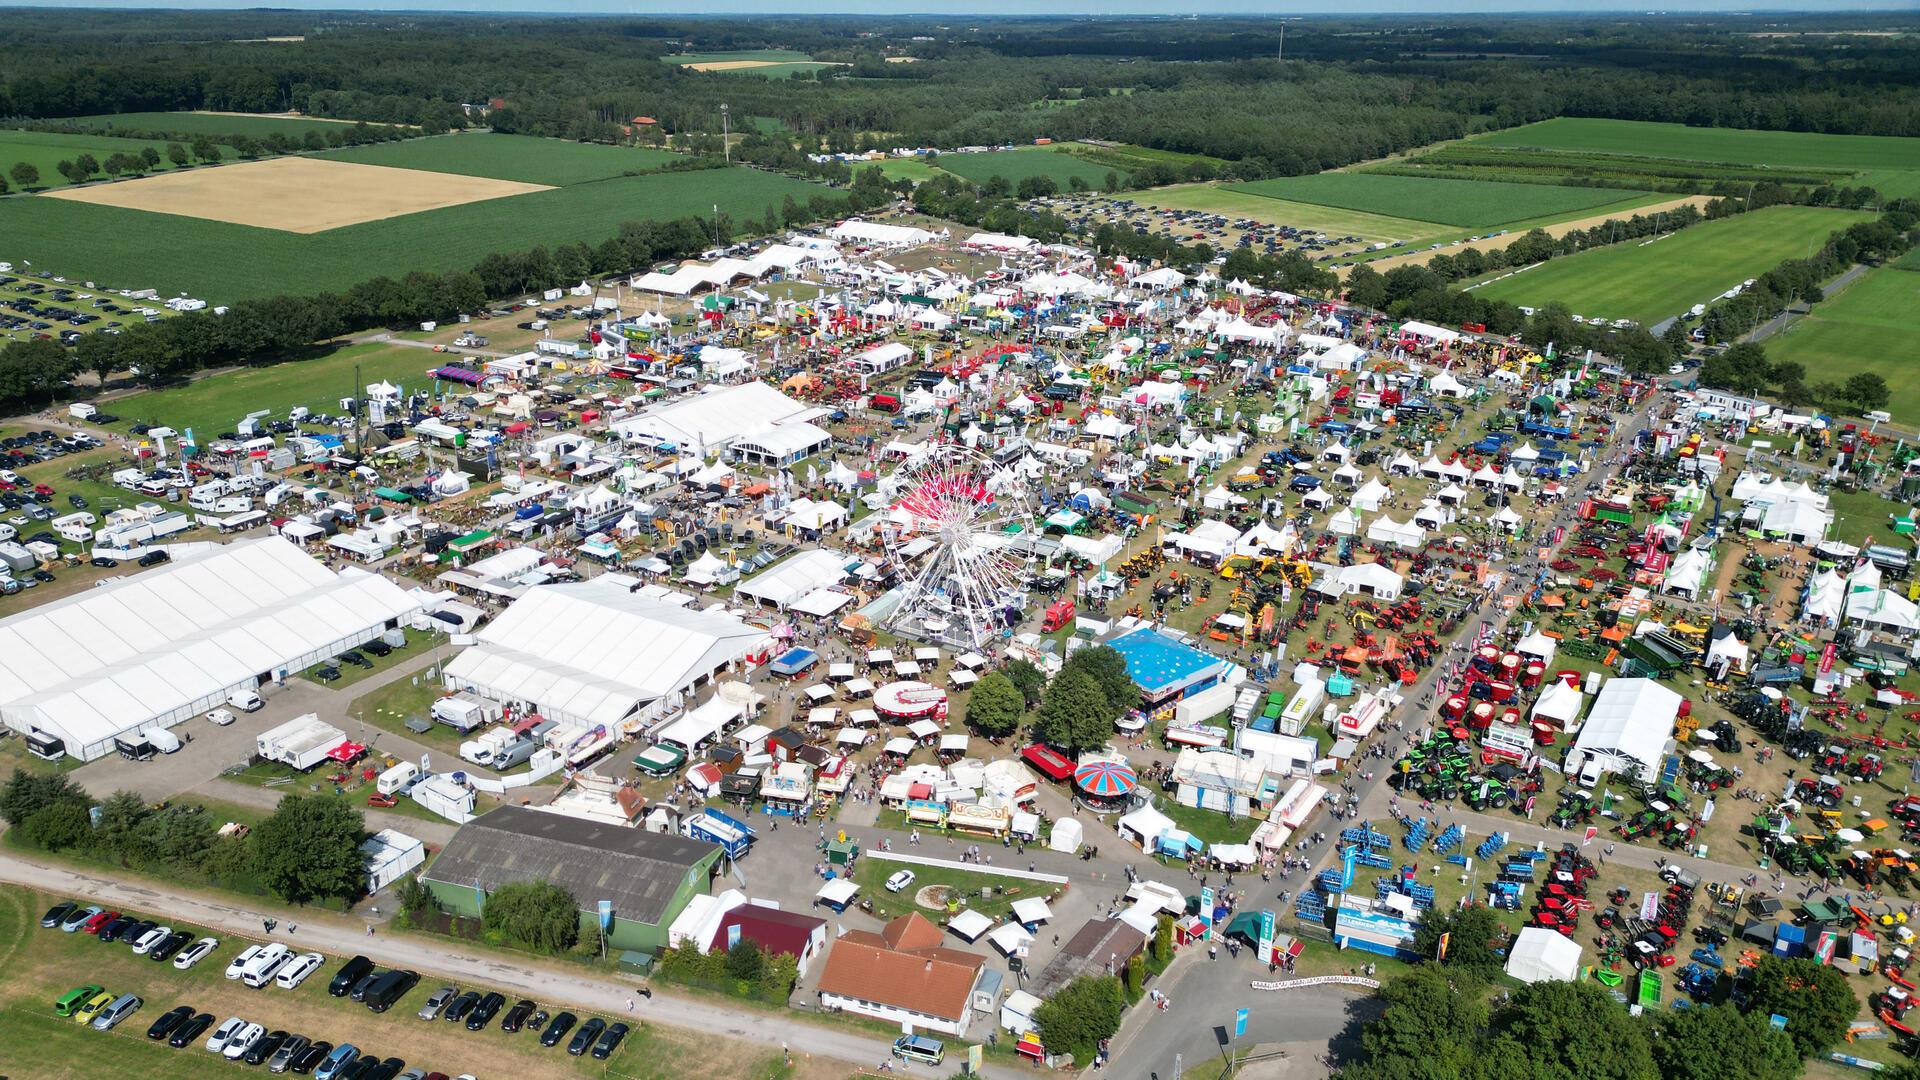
317 133 683 187
864 157 944 183
106 341 454 436
1476 118 1920 172
59 111 386 139
1464 205 1875 326
0 166 831 302
934 146 1126 189
1225 173 1646 229
1119 183 1444 244
1060 142 1231 173
1764 266 1920 422
0 130 228 190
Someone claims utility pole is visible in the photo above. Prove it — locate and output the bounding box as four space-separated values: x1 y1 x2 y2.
721 103 731 163
1277 25 1285 64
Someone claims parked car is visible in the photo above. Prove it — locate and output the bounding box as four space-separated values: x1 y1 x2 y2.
224 1021 266 1060
276 951 325 989
268 1034 311 1073
40 900 75 928
365 968 419 1013
204 1016 247 1054
442 990 480 1023
329 955 374 997
54 984 103 1017
205 708 236 726
92 992 142 1030
173 936 219 969
131 924 172 955
147 1004 195 1040
290 1039 336 1074
500 998 536 1033
567 1017 607 1056
465 992 505 1031
227 943 263 979
97 915 137 942
246 1030 291 1065
61 906 102 932
417 986 456 1020
592 1022 630 1060
312 1043 360 1080
169 1011 215 1048
150 930 192 961
367 1058 407 1080
885 869 916 892
539 1011 577 1047
79 909 116 935
72 989 117 1024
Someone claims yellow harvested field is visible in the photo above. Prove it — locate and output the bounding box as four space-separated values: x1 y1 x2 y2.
683 59 786 71
1344 195 1715 276
42 157 551 233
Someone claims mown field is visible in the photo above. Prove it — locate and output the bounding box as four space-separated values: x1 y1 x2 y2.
1464 205 1875 327
672 49 841 78
104 341 453 437
934 146 1126 188
1375 144 1855 193
0 166 831 301
1118 183 1443 244
0 129 231 190
0 887 807 1080
1764 266 1920 421
1225 172 1645 229
59 111 380 139
317 133 683 187
1476 118 1920 171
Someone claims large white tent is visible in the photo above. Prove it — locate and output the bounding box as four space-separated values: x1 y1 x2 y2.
0 537 418 761
1506 926 1583 983
611 383 828 459
735 549 855 609
1571 678 1681 782
441 579 769 730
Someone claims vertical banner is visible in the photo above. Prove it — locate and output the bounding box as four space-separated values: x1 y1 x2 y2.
1819 642 1838 675
1583 826 1598 846
597 900 614 933
1234 1008 1249 1039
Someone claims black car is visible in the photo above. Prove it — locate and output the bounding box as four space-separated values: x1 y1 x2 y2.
168 1012 215 1048
146 1005 195 1041
89 556 118 568
137 550 169 567
539 1011 577 1047
30 568 53 583
341 1057 382 1080
442 990 480 1023
348 971 381 1002
338 651 372 669
290 1040 333 1073
592 1021 630 1060
500 998 536 1033
67 494 86 509
567 1017 606 1056
97 915 136 942
360 639 393 658
366 1058 406 1080
120 918 157 944
466 991 505 1031
329 955 374 996
149 930 191 961
246 1030 290 1065
40 900 74 928
314 665 342 683
365 968 419 1013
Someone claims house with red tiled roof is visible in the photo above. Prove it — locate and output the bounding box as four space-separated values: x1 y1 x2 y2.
710 903 829 978
815 913 986 1035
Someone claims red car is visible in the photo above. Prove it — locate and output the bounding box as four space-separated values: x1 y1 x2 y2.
32 484 53 497
80 909 118 935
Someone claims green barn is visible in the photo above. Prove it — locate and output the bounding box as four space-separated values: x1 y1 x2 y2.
422 806 721 953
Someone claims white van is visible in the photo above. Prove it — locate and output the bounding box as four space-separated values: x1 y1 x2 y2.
240 942 291 988
229 689 264 712
147 728 181 754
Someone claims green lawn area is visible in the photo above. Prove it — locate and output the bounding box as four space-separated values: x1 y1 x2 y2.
1225 173 1646 229
934 147 1126 189
865 157 943 183
1765 267 1920 424
1463 205 1875 327
1120 183 1443 245
316 132 684 187
298 628 432 691
103 341 448 437
0 165 834 302
0 129 231 191
0 885 757 1080
1474 118 1920 172
226 758 452 827
58 111 392 139
1824 485 1906 549
850 858 1059 923
1148 794 1259 846
346 666 467 754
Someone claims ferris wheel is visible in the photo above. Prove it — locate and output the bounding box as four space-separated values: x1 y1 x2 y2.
877 443 1036 651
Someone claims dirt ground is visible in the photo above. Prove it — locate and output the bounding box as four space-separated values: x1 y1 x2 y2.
1344 195 1716 276
43 157 551 234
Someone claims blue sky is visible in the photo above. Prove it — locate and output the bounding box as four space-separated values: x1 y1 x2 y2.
15 1 1910 12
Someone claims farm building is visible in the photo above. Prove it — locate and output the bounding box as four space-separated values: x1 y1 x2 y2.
612 382 832 465
439 578 772 731
815 912 985 1036
422 806 723 953
0 537 416 761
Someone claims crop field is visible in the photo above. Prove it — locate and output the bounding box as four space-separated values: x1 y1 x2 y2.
105 341 461 437
934 147 1126 188
0 887 818 1080
1117 183 1443 245
0 129 228 190
0 166 832 301
1375 144 1854 192
1224 173 1646 229
1476 118 1920 172
57 111 382 139
1059 142 1232 174
1763 266 1920 420
317 133 683 186
46 157 552 234
1464 205 1875 327
672 49 842 77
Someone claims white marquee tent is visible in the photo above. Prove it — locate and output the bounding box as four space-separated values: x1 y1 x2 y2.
1506 926 1583 983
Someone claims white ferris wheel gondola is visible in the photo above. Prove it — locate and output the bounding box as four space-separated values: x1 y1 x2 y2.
877 443 1034 651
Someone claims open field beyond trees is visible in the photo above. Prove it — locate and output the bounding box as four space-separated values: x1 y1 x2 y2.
1476 117 1920 171
1764 265 1920 420
316 133 684 187
1119 183 1442 244
1225 172 1647 229
0 166 832 301
1463 205 1876 326
933 147 1127 189
53 111 391 139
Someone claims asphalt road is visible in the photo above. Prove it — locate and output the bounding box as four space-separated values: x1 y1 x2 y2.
0 848 1032 1080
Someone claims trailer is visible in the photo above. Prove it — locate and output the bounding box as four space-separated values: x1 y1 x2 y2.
256 714 348 772
684 806 757 859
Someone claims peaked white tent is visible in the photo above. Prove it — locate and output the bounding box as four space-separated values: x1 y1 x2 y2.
1506 926 1583 983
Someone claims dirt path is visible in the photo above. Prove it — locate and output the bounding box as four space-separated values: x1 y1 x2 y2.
1342 195 1716 277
